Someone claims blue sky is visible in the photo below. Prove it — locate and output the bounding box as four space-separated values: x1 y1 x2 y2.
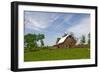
24 11 90 46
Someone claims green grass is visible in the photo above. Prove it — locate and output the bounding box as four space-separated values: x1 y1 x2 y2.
24 48 90 62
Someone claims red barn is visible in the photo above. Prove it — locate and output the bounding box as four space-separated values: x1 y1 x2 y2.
54 34 76 48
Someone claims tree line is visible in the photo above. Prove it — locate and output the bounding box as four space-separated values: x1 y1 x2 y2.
80 33 90 45
24 33 45 51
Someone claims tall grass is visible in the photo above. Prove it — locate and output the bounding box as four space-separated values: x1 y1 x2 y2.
24 48 90 62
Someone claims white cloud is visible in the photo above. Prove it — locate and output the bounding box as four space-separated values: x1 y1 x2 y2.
49 15 60 22
64 15 73 23
66 17 90 38
24 11 74 32
24 12 62 31
25 15 50 31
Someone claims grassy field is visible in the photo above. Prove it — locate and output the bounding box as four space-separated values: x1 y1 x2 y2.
24 48 90 62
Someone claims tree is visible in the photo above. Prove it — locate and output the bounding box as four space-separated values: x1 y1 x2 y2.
41 40 44 46
24 33 45 51
38 34 45 47
80 35 85 44
56 38 60 44
88 33 90 44
24 34 37 51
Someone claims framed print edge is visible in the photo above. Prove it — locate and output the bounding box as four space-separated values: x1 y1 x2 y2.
95 6 98 67
11 1 98 72
11 2 18 71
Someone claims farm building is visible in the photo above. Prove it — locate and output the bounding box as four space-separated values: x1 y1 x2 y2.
54 33 77 48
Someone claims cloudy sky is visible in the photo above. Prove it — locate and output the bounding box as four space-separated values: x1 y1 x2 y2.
24 11 90 46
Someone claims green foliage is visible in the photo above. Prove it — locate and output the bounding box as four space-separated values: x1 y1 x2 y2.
40 40 44 46
24 48 90 61
24 34 37 51
37 34 45 46
80 35 85 44
24 33 45 51
88 33 90 44
56 38 60 44
40 46 50 49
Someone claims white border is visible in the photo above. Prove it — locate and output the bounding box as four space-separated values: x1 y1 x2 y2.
18 5 96 68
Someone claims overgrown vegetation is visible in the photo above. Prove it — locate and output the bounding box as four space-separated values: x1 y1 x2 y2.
24 48 90 61
24 33 45 51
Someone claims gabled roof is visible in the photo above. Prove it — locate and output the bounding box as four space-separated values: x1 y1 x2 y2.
56 33 88 45
57 34 69 44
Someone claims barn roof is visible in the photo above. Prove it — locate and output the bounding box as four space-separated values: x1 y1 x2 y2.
57 34 69 44
56 33 88 45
